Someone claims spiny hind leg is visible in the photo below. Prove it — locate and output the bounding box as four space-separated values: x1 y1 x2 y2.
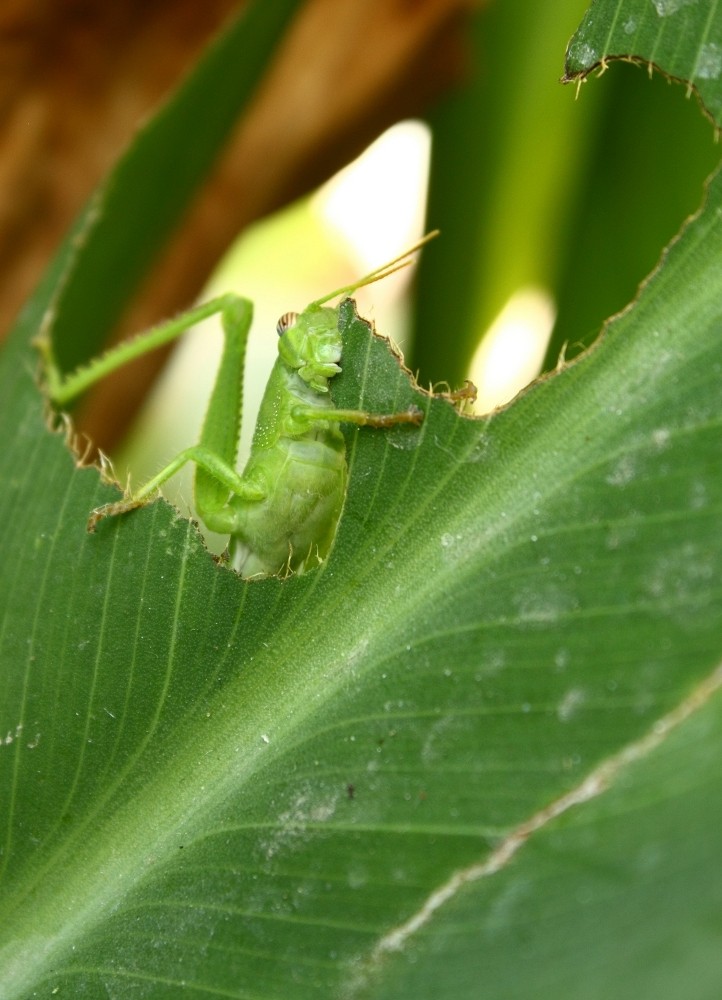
87 444 264 533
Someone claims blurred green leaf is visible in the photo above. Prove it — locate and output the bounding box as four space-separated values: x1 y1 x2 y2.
413 0 718 390
411 0 599 386
3 0 722 997
545 61 718 368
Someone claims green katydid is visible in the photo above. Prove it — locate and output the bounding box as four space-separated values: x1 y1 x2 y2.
38 233 445 579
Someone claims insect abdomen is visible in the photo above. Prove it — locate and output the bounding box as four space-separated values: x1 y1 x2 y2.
229 433 346 577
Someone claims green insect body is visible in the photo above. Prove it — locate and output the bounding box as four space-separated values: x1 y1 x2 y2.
209 303 355 577
39 235 437 579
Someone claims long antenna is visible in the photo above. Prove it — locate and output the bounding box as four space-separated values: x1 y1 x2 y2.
311 230 439 307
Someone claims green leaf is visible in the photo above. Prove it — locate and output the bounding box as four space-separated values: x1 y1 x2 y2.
545 61 718 369
372 673 722 999
5 163 722 997
553 0 722 368
566 0 722 126
413 0 719 388
4 0 722 996
412 0 597 385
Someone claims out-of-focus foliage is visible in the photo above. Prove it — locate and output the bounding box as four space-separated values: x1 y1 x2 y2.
2 1 722 997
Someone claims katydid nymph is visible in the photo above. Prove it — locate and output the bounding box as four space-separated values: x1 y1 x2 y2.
39 234 439 579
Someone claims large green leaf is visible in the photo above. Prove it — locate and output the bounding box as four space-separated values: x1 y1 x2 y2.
4 168 722 998
3 0 722 996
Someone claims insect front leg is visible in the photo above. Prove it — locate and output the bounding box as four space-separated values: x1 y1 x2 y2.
37 294 251 408
87 445 265 532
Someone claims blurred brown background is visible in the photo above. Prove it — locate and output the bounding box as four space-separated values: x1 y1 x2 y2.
0 0 474 447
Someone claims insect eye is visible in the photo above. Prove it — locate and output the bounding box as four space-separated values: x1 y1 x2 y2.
276 312 299 336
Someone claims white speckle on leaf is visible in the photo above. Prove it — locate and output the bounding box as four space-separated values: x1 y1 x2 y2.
472 650 506 681
651 0 697 15
262 787 338 859
689 481 708 509
440 531 464 551
606 452 636 487
348 864 368 890
421 715 456 764
645 542 714 607
696 42 722 79
515 585 577 625
345 637 369 670
310 800 336 822
557 688 585 723
554 648 570 672
387 424 423 451
463 432 496 464
2 723 23 746
569 41 599 66
605 523 638 551
651 427 671 449
624 17 637 33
